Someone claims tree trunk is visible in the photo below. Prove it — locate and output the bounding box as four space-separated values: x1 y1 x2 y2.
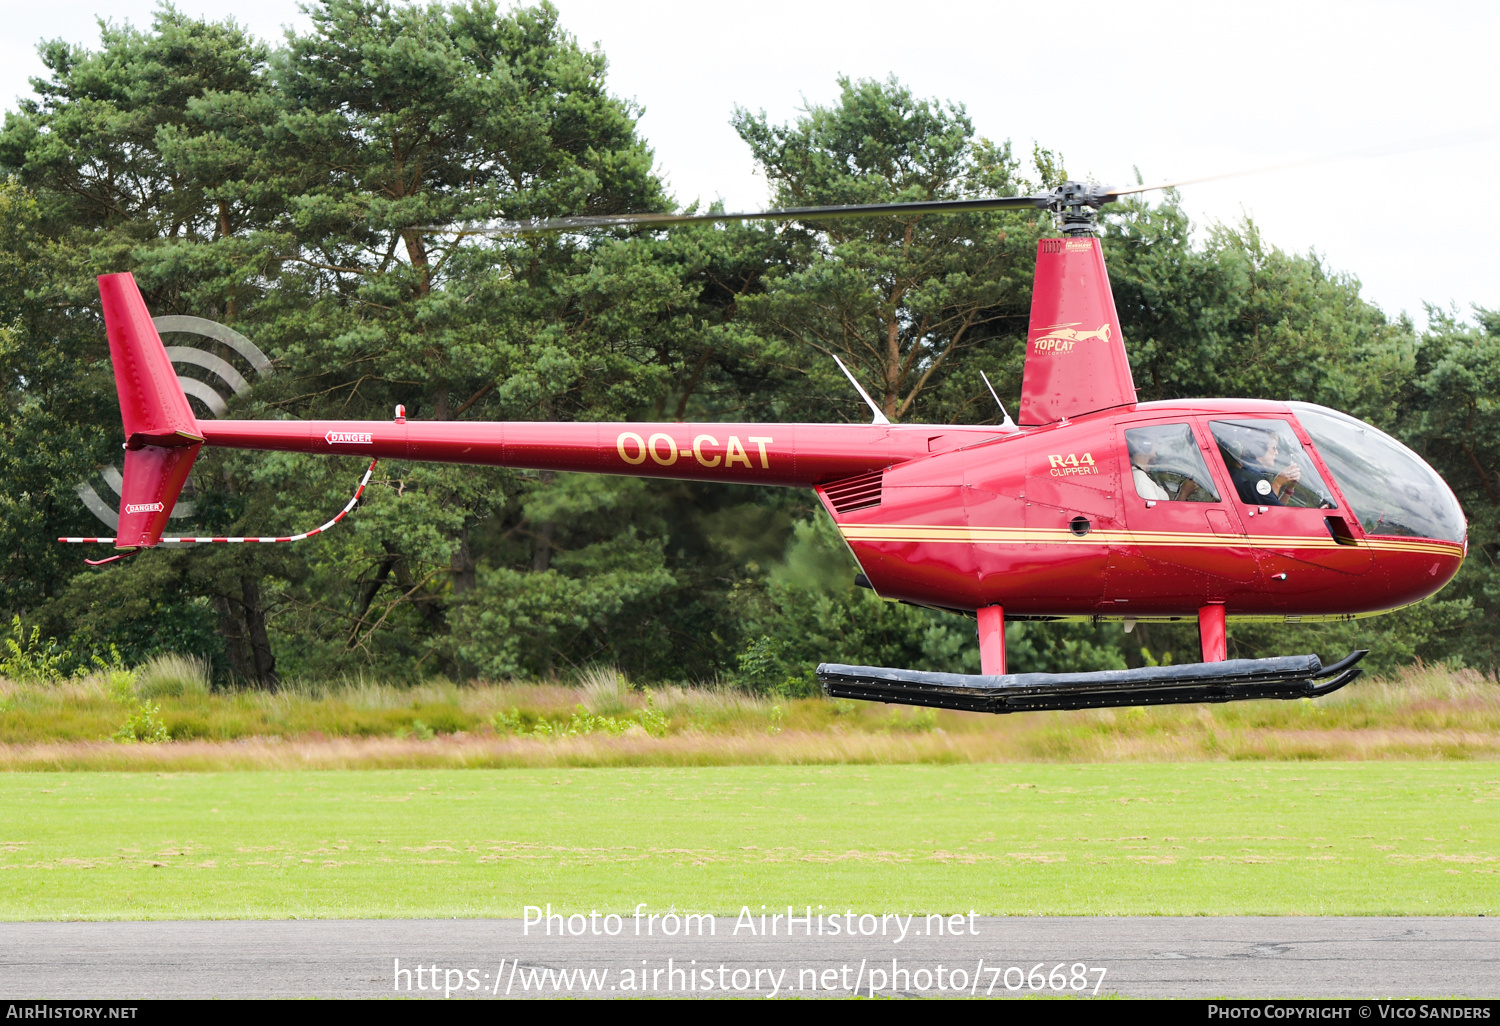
217 200 238 321
214 578 278 689
532 522 555 572
241 576 279 690
346 553 397 647
450 527 476 594
673 347 714 421
401 230 431 296
384 542 447 634
531 470 556 572
214 594 252 683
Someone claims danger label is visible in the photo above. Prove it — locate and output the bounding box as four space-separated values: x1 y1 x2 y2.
325 431 373 445
124 502 165 514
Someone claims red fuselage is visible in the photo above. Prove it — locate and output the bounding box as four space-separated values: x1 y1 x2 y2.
199 395 1466 624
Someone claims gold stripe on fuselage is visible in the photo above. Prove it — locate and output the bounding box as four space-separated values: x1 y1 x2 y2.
836 524 1462 557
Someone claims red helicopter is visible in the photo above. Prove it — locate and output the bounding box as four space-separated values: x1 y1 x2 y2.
66 182 1466 713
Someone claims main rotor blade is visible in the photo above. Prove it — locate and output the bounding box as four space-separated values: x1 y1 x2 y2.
419 121 1500 238
419 194 1052 236
1107 159 1336 198
1111 121 1500 198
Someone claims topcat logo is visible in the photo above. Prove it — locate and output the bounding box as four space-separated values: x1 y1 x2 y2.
124 502 165 514
325 431 373 445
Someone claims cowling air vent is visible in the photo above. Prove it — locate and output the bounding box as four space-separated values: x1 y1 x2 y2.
1040 239 1063 254
822 470 884 514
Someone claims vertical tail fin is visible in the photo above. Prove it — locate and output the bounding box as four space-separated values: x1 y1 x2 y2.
98 273 203 549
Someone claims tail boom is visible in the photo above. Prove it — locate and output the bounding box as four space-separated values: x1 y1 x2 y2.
88 273 1010 550
198 419 1000 488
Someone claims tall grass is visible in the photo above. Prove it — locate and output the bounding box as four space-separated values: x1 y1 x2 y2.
0 659 1495 768
578 665 631 716
134 654 211 698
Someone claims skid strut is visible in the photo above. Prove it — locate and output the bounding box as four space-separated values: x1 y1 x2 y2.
818 650 1367 714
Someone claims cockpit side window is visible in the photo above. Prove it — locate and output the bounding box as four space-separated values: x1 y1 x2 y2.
1209 419 1335 509
1125 424 1219 503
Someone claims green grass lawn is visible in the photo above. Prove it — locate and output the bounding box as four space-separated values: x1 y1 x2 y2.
2 763 1495 920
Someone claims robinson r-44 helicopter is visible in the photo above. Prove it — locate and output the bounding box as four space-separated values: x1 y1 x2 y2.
67 181 1467 714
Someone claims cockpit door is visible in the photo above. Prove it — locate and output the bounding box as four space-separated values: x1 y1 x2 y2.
1204 416 1373 590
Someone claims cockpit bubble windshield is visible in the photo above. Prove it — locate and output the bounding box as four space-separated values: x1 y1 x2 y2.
1291 403 1466 542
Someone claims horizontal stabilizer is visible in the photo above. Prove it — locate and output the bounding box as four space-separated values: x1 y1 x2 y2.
818 650 1366 714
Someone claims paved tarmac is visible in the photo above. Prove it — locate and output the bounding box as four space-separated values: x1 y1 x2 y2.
2 917 1496 999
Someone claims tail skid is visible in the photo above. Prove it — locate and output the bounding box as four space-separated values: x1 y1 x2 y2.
61 459 377 549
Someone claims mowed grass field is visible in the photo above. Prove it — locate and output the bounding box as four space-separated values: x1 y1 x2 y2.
1 763 1495 920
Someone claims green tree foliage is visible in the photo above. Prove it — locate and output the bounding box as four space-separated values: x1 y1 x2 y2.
0 7 291 681
0 2 801 684
224 0 680 681
1370 305 1500 670
732 76 1039 425
732 511 981 694
0 7 1486 686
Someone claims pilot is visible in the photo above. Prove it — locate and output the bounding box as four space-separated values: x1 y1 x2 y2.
1228 430 1301 505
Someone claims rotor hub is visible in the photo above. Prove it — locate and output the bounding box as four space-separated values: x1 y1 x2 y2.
1047 180 1115 236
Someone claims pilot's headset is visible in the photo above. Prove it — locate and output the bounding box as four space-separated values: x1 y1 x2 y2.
1222 423 1275 469
1128 431 1157 468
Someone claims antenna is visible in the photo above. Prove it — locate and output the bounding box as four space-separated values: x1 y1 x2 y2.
832 355 890 425
980 371 1018 432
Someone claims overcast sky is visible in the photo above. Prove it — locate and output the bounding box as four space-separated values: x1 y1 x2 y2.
1 0 1495 329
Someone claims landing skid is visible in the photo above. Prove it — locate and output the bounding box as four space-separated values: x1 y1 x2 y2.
817 651 1367 714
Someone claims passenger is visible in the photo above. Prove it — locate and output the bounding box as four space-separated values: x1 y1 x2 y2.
1129 437 1170 501
1129 429 1206 502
